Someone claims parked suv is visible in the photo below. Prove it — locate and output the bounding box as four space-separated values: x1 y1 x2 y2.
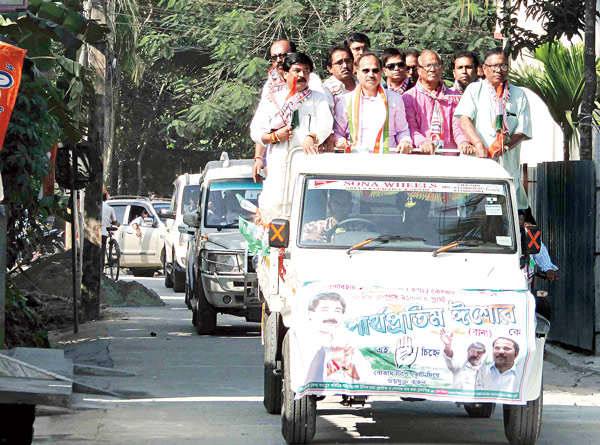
183 154 263 334
161 173 203 292
106 196 170 277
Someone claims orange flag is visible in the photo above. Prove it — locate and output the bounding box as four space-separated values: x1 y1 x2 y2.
0 41 26 151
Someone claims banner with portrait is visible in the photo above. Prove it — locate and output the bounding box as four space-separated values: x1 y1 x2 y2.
289 282 540 404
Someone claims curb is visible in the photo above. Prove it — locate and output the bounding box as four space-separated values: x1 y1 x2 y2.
544 344 600 377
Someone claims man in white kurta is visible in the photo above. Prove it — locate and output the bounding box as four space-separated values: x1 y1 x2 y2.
250 52 333 215
333 52 412 154
454 48 532 210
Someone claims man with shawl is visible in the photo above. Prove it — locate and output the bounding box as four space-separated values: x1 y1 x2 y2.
402 50 473 156
333 52 413 154
454 48 532 210
250 52 333 214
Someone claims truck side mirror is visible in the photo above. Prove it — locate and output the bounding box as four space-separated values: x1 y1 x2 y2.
159 208 176 219
522 225 541 255
183 212 201 228
269 218 289 248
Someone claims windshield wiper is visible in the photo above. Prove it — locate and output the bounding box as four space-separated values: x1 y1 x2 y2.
346 235 425 255
432 239 491 257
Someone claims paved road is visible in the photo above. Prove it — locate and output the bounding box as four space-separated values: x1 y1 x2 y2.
33 275 600 444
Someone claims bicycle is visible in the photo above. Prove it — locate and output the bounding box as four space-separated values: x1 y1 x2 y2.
105 226 121 281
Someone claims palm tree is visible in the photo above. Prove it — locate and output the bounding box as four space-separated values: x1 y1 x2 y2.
510 42 588 160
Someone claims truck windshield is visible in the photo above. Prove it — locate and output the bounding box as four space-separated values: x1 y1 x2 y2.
298 177 516 253
204 179 262 228
182 185 201 214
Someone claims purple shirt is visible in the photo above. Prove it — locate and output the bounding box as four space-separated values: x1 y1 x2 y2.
402 83 469 151
334 88 411 152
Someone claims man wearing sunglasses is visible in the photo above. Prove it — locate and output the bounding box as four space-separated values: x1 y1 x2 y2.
382 48 411 94
454 47 532 210
251 53 333 214
402 50 472 156
333 52 412 154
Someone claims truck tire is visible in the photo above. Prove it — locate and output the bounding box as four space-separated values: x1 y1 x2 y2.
503 392 543 445
194 281 217 335
281 332 316 444
464 402 495 418
0 403 35 444
164 255 173 288
173 268 185 293
264 311 283 414
185 283 192 310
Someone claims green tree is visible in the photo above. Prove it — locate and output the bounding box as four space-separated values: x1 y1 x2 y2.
510 42 595 160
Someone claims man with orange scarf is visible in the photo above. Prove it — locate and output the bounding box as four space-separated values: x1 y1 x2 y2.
454 48 532 210
250 52 333 215
333 52 413 154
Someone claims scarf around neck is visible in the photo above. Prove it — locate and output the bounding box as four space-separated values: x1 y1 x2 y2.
415 81 462 152
389 76 411 94
488 81 511 158
270 77 312 132
347 85 390 153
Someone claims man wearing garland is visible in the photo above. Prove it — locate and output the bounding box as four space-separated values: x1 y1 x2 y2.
455 48 532 210
333 52 413 154
402 50 473 155
250 52 333 214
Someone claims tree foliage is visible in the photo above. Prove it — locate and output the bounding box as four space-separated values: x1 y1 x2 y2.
510 42 598 160
110 0 496 193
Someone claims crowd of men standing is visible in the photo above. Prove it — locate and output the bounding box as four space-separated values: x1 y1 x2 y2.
249 32 532 214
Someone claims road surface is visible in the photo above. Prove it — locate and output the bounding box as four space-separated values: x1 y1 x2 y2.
33 275 600 444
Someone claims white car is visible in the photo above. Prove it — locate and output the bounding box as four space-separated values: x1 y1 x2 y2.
106 196 170 277
161 173 203 292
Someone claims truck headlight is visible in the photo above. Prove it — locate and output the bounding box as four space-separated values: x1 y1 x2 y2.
202 252 242 274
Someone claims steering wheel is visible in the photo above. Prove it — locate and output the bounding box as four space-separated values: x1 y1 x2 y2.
325 218 379 240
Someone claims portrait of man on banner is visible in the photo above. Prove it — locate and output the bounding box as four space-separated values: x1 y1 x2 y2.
298 292 370 386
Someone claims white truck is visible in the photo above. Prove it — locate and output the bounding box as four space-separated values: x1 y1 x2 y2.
161 173 203 292
182 155 263 334
257 149 547 445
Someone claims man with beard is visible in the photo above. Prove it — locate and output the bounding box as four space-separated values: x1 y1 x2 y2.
455 47 532 210
303 292 361 382
481 337 521 392
382 48 411 94
323 45 358 102
334 52 412 153
403 50 472 156
452 51 480 95
440 329 486 390
250 52 333 215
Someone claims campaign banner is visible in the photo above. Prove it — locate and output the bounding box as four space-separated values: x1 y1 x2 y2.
0 41 26 151
290 282 537 404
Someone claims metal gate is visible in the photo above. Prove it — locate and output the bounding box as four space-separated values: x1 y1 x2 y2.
535 161 596 350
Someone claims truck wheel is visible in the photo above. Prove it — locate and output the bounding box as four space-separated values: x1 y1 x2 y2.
264 311 283 414
503 392 543 445
185 283 192 310
0 403 35 444
464 402 495 418
281 332 316 444
173 269 185 293
164 256 173 288
194 282 217 335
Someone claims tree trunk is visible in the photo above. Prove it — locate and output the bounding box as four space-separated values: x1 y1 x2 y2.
562 125 572 161
81 0 108 320
580 0 596 160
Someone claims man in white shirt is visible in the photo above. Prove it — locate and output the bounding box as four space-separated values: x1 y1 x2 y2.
253 40 331 182
481 337 521 393
323 45 358 104
250 52 333 215
440 329 486 390
334 52 413 153
101 192 119 265
130 209 149 238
